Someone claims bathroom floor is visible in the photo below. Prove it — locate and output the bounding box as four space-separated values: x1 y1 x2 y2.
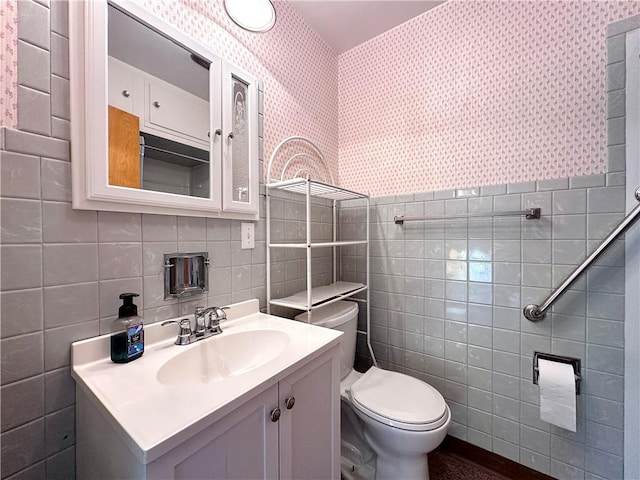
428 448 509 480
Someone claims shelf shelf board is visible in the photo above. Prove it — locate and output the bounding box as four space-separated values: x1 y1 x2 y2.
269 240 368 249
267 178 368 201
269 281 367 311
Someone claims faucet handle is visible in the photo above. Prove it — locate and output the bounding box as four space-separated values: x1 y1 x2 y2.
161 318 193 345
206 306 229 333
214 306 229 321
208 306 229 324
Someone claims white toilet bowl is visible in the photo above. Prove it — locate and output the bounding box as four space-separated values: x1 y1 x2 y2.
346 366 450 480
296 302 450 480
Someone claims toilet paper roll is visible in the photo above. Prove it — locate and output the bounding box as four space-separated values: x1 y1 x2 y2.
538 358 577 432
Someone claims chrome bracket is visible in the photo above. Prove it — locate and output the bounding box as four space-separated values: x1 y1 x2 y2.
523 304 545 322
533 351 581 395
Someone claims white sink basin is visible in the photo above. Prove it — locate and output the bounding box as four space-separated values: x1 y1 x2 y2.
157 329 291 385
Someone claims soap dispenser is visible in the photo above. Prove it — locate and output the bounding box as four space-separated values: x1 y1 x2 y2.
111 293 144 363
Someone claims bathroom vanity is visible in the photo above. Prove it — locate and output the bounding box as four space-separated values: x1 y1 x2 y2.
71 300 342 479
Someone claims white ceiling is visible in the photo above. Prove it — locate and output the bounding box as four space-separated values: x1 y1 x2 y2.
288 1 445 54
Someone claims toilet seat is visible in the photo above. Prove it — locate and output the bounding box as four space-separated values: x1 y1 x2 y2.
348 367 448 432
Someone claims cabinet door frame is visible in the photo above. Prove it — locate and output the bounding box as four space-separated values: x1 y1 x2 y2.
221 63 260 215
278 347 341 480
147 384 279 479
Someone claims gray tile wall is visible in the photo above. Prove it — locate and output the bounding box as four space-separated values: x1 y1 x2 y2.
341 174 626 479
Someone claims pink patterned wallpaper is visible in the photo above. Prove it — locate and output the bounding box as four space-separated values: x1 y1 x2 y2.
338 1 640 197
140 0 340 177
4 1 639 197
0 0 17 129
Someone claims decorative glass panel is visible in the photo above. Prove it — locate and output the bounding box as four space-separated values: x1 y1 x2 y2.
232 76 250 203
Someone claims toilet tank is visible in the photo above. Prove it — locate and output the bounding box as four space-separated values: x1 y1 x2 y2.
295 301 358 380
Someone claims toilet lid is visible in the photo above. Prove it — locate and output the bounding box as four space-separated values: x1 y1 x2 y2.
349 367 448 431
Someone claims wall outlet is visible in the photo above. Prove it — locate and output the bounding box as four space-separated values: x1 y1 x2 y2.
241 223 255 249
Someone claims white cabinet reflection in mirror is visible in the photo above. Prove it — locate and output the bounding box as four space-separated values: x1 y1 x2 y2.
69 0 260 219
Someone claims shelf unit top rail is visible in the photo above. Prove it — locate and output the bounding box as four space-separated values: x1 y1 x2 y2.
267 177 368 201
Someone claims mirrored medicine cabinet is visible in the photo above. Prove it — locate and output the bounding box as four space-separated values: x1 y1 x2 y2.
69 0 260 219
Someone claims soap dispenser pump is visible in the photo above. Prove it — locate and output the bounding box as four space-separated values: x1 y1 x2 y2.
111 293 144 363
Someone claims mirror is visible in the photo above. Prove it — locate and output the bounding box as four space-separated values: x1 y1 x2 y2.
107 3 211 199
69 0 260 219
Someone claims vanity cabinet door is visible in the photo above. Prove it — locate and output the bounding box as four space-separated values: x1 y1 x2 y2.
221 63 259 215
278 348 341 480
147 384 279 479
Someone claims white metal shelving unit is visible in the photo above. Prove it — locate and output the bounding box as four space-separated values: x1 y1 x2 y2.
266 137 375 364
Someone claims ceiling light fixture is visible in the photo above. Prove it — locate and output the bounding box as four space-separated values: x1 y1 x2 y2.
224 0 276 33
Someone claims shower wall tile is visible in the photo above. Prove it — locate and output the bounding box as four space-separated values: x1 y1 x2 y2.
0 289 43 338
0 198 42 244
1 245 43 291
0 151 41 199
17 0 50 49
42 202 97 243
0 375 44 433
0 419 45 478
97 212 142 242
40 158 71 201
569 175 606 189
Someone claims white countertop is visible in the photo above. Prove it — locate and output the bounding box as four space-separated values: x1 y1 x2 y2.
71 299 342 464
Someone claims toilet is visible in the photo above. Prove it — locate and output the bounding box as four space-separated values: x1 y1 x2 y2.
296 301 450 480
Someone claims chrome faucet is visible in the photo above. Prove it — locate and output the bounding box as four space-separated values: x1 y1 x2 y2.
163 306 228 346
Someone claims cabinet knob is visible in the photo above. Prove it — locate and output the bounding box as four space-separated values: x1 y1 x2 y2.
284 396 296 410
122 90 130 98
153 101 160 108
215 129 222 136
228 132 234 139
270 407 281 422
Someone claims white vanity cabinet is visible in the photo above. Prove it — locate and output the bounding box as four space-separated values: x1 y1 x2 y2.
76 346 340 480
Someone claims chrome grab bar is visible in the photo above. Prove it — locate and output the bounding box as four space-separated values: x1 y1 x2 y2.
394 208 541 224
523 187 640 321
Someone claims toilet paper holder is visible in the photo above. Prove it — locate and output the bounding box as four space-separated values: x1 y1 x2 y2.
533 352 582 395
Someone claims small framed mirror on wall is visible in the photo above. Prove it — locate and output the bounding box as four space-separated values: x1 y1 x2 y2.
69 0 260 219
